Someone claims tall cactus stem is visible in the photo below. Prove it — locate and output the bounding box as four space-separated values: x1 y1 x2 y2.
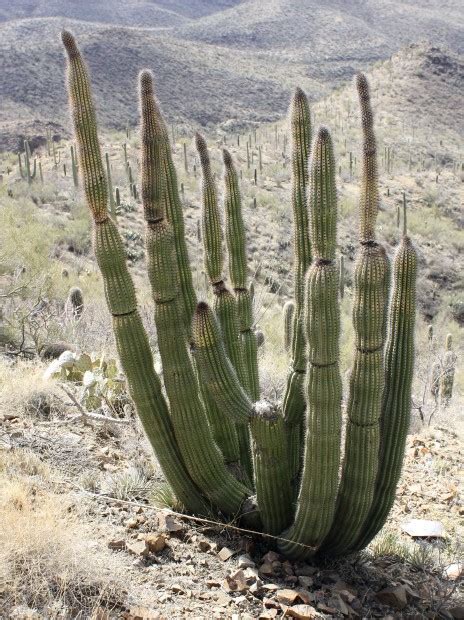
62 31 208 515
282 88 312 485
280 127 342 559
349 235 417 551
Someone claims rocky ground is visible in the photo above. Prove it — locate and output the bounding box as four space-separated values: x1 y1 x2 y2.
0 364 462 619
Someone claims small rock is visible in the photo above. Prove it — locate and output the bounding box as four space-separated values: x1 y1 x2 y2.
444 563 464 581
276 589 302 606
449 606 464 619
206 579 221 589
296 564 318 577
218 546 235 561
224 569 248 592
158 513 184 533
259 562 274 576
198 540 211 552
298 575 313 589
108 539 126 551
125 517 139 529
262 550 280 564
401 518 445 538
238 553 256 568
126 540 148 557
375 585 408 610
145 533 166 553
171 584 184 594
286 604 318 619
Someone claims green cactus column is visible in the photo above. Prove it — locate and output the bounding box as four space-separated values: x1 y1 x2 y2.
140 74 196 335
280 127 342 559
193 303 291 534
61 31 208 516
320 73 390 556
282 88 312 485
283 300 295 353
195 134 249 474
223 149 260 403
349 234 417 551
140 74 250 513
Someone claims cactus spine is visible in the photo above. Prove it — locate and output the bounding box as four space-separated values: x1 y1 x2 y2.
62 33 418 559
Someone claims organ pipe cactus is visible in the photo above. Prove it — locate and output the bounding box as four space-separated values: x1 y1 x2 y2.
62 31 418 558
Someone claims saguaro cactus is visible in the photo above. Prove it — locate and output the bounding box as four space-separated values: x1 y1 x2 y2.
62 31 417 559
18 140 37 185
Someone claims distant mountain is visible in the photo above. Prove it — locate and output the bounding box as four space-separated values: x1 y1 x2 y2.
0 0 242 26
0 0 462 150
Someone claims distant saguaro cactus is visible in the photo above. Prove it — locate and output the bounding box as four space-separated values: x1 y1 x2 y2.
440 334 456 406
67 286 84 319
62 31 418 558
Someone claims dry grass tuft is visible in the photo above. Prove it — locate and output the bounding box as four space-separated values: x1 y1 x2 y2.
0 465 126 618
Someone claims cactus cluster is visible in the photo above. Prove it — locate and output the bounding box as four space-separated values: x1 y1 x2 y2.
61 31 417 558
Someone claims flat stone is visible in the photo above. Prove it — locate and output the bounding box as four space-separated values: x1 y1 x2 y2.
276 589 302 606
444 563 464 581
108 539 126 551
286 604 319 619
126 540 148 557
376 585 409 610
218 547 235 561
401 518 445 538
238 553 256 568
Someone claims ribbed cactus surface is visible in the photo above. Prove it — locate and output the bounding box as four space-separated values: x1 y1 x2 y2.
62 32 418 559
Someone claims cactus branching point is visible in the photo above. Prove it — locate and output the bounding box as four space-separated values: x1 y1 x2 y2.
62 33 418 559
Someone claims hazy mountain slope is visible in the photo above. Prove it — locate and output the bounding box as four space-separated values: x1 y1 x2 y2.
0 0 243 26
0 17 302 150
0 1 189 28
176 0 464 61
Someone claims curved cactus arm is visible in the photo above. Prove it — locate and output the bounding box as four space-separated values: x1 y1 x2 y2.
223 149 260 401
214 283 253 480
140 72 250 514
349 235 417 551
195 136 250 474
192 304 292 533
357 74 379 243
250 401 293 535
282 88 312 484
193 302 253 424
61 31 208 516
320 73 390 556
145 221 250 514
280 127 342 560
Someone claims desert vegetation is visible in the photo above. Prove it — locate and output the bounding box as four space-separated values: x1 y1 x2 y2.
0 6 463 618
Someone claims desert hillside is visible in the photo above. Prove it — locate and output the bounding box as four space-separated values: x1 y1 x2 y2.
0 6 463 620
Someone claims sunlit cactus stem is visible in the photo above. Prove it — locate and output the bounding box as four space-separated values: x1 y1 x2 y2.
321 73 390 556
282 87 312 486
280 127 342 559
62 30 209 516
71 145 79 188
